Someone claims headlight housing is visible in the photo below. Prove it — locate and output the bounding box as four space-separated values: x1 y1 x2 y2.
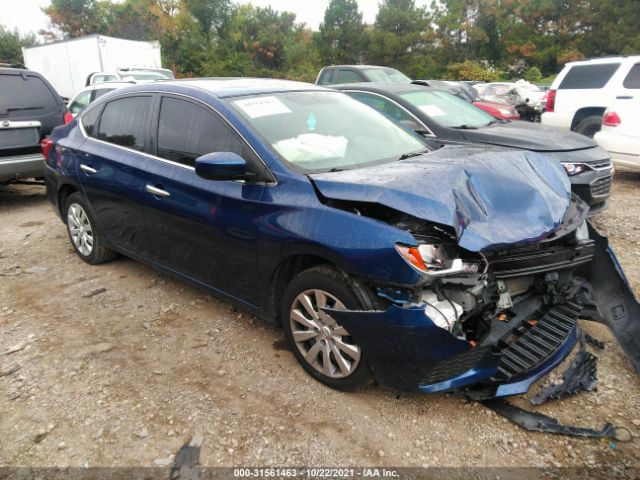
563 162 590 176
395 243 480 276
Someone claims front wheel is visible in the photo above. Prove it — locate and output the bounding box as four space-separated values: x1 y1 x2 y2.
65 192 118 265
281 265 372 391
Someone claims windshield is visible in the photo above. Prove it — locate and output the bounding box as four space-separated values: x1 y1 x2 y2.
362 68 412 84
229 91 427 173
399 90 496 128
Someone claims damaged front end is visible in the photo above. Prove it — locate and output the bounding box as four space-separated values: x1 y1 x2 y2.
327 196 640 398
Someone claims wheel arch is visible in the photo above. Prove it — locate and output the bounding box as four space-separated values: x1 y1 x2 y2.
57 182 81 222
571 107 606 131
266 252 380 325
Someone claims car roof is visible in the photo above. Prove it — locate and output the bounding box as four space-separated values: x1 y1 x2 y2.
332 82 435 95
0 67 44 76
322 65 394 70
118 77 328 99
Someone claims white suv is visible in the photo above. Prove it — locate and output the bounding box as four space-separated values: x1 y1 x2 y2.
595 98 640 172
542 56 640 137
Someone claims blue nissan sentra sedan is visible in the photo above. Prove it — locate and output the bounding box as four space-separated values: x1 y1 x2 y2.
43 78 639 396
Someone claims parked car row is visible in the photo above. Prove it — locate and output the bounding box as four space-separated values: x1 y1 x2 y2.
43 78 640 395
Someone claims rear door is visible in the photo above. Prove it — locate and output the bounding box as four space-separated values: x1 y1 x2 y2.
76 95 152 256
141 94 268 305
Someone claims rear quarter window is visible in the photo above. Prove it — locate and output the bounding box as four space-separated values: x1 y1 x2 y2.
558 63 620 89
0 73 60 114
623 64 640 89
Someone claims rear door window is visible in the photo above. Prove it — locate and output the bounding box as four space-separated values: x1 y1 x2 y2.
317 69 335 85
558 63 620 89
0 73 59 115
97 96 151 152
92 88 115 101
349 92 416 124
335 70 363 84
156 97 256 170
623 64 640 89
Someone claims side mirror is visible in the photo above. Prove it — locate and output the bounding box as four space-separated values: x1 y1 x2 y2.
195 152 249 181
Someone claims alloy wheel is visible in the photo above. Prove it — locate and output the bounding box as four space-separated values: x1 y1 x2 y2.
67 203 94 256
289 289 361 378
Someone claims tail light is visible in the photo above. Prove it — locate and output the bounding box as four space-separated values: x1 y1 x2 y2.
41 137 54 160
64 112 73 125
603 111 621 127
545 89 556 112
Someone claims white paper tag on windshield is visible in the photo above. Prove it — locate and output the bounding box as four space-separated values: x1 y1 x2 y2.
234 96 291 118
419 105 445 117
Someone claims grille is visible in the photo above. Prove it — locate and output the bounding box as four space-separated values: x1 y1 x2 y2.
421 346 490 384
591 176 612 197
585 158 611 169
492 301 582 382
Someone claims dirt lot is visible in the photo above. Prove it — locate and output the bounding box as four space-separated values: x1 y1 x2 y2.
1 173 639 473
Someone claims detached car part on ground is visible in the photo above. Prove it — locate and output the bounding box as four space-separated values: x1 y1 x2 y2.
334 82 613 215
44 80 639 402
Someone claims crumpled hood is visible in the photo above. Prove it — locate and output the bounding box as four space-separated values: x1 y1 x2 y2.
309 146 571 252
462 122 597 152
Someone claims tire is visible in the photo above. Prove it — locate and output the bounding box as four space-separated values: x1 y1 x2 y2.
64 192 118 265
575 115 603 138
281 265 372 391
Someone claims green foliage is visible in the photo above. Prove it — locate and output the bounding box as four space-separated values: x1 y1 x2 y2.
445 60 498 82
36 0 640 83
317 0 364 65
367 0 432 78
524 66 542 83
0 26 36 64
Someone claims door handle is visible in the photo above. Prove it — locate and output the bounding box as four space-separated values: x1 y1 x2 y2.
616 96 633 99
145 184 171 197
80 164 97 174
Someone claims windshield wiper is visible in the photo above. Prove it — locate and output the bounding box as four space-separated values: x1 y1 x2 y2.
328 167 346 172
399 149 430 160
452 124 479 130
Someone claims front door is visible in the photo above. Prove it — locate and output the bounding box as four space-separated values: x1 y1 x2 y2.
141 95 269 306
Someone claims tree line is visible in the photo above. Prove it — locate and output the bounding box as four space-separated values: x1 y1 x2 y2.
2 0 639 84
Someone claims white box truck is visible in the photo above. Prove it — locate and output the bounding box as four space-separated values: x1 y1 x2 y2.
23 35 168 99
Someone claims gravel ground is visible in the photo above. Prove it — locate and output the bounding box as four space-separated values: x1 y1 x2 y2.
0 173 639 474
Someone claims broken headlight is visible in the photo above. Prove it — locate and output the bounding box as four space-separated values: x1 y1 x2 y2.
395 243 481 277
562 162 589 176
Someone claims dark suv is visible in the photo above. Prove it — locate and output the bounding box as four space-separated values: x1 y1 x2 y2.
0 67 66 184
316 65 411 85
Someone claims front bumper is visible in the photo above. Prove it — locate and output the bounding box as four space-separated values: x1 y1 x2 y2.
328 300 581 398
0 151 45 183
327 227 640 397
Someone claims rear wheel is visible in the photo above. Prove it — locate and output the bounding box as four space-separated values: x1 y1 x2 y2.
281 265 372 391
65 192 118 265
575 115 602 138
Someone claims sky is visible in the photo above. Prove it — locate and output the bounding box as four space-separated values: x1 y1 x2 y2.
3 0 431 36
